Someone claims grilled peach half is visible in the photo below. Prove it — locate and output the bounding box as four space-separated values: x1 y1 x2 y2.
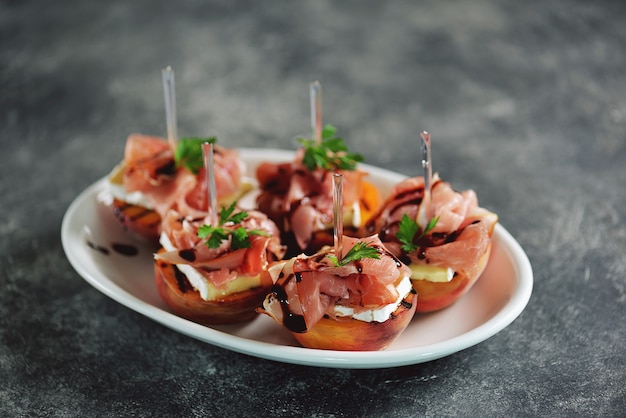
291 289 417 351
412 240 492 313
111 198 161 242
154 253 273 325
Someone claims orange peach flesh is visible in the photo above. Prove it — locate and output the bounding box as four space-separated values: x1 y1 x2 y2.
154 256 272 325
111 198 161 241
290 290 417 351
412 242 492 313
358 181 380 225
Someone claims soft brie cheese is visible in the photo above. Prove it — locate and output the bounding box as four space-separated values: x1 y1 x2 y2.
106 163 155 208
108 181 155 208
333 275 413 323
345 201 362 229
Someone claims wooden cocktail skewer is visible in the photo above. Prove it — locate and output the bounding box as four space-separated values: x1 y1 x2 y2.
309 80 323 144
333 173 344 261
202 142 218 226
419 131 433 226
162 66 178 151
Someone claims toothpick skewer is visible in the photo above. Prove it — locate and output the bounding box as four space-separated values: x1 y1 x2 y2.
310 80 323 144
333 173 344 262
162 66 178 151
202 142 218 226
420 131 433 220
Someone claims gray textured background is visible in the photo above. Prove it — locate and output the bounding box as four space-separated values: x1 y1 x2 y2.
1 0 625 416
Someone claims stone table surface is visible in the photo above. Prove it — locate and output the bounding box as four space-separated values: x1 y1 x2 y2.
1 0 625 416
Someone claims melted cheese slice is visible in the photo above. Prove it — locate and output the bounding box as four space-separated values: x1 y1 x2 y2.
409 264 455 283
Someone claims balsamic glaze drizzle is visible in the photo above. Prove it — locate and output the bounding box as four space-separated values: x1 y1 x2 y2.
86 240 139 257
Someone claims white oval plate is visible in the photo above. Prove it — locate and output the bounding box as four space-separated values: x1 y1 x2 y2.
61 149 533 369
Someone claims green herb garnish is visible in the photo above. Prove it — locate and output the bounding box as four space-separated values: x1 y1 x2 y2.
218 200 248 225
328 241 381 267
174 137 217 174
397 214 439 252
198 224 230 249
197 202 269 250
297 124 363 172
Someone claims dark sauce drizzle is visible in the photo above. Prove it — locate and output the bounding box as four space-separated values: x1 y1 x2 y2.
155 160 176 176
87 241 109 255
111 243 138 256
271 281 307 333
86 241 139 257
172 265 191 293
179 249 196 262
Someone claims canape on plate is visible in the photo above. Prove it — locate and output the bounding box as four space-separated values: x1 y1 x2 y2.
106 135 251 241
364 174 497 312
258 234 416 351
154 202 285 324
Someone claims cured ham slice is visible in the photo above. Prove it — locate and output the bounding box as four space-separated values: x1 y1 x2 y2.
123 134 176 192
107 134 249 241
156 208 284 287
255 154 377 257
365 174 498 312
258 235 416 351
122 135 246 216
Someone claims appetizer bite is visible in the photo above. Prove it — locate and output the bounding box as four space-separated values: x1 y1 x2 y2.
106 133 175 241
105 67 250 241
364 132 498 312
154 204 285 324
255 82 379 257
107 135 249 241
154 143 285 324
257 234 415 351
258 173 415 351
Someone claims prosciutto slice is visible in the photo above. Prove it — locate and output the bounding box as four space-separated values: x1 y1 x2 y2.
255 151 367 251
155 208 285 289
365 174 498 278
120 134 246 218
260 235 412 332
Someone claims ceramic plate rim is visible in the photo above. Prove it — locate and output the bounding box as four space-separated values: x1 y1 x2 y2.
61 148 533 369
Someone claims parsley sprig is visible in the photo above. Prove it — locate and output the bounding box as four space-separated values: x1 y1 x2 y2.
327 241 381 267
397 214 439 252
197 202 269 250
298 124 363 172
174 137 217 174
